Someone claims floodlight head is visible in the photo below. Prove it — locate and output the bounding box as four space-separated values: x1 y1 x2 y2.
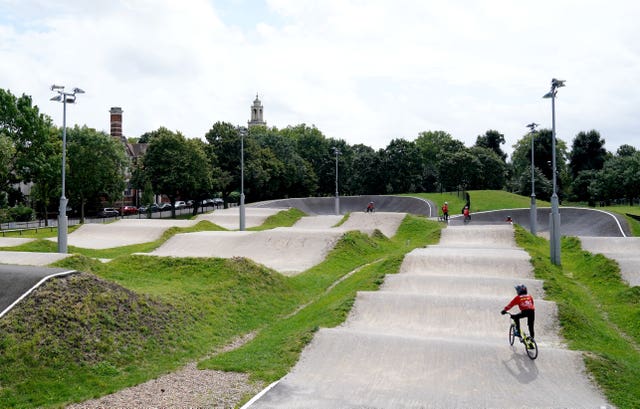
543 91 553 99
526 122 539 131
50 95 62 102
50 84 64 91
552 78 566 88
73 87 85 94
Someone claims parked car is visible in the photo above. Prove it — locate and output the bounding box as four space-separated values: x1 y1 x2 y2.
174 200 187 209
120 205 138 215
97 208 120 217
158 203 172 211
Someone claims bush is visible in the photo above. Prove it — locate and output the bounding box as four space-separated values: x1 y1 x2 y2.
8 204 34 222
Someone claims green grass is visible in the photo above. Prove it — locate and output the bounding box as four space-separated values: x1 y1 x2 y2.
465 190 550 211
0 224 81 239
248 208 306 230
515 226 640 408
0 214 441 408
409 190 551 216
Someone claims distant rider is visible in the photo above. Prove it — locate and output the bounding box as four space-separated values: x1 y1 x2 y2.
366 201 375 213
463 205 470 222
501 284 535 340
441 202 449 221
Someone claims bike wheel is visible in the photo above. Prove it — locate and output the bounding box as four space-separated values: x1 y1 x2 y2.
509 324 516 345
525 337 538 360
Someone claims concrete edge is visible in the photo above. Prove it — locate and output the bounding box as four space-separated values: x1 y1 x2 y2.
0 269 77 320
240 380 281 409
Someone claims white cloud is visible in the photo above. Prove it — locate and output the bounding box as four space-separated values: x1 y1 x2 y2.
1 0 639 156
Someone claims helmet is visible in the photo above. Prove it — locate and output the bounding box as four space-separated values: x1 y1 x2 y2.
515 284 528 295
444 201 448 204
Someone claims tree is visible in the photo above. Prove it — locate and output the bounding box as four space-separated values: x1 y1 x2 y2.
438 149 482 193
254 127 317 199
345 144 383 195
382 138 423 193
569 130 607 177
205 122 242 205
568 130 607 202
286 124 333 195
475 129 507 162
66 126 127 222
617 144 637 157
510 129 568 201
468 146 507 189
590 150 640 206
415 130 466 192
142 129 211 217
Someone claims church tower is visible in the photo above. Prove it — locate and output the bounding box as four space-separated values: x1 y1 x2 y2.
248 94 266 128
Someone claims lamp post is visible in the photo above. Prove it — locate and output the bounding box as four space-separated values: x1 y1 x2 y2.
543 78 565 265
50 85 84 253
238 126 247 231
526 122 539 235
333 147 340 215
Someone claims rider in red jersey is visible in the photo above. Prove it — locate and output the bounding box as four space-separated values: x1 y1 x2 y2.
501 284 535 340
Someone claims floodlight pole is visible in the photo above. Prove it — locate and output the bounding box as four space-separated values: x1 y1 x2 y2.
50 85 83 253
333 147 340 215
239 127 247 231
543 78 565 265
526 122 538 235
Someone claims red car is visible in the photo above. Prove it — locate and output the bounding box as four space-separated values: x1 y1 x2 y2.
120 205 138 215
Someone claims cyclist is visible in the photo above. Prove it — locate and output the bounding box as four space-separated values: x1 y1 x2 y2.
501 284 535 340
441 202 449 221
463 205 471 223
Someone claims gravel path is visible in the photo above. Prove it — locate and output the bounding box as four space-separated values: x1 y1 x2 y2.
66 333 265 409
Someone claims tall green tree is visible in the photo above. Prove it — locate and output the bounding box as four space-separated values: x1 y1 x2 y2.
345 144 383 195
204 122 242 205
256 127 317 198
511 129 568 201
142 129 211 217
590 150 640 205
438 149 482 193
415 130 466 192
0 88 62 222
569 130 607 177
468 146 507 189
568 130 607 203
66 126 127 222
382 138 423 193
475 129 507 162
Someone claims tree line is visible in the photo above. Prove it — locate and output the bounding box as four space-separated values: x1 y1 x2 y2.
1 87 639 223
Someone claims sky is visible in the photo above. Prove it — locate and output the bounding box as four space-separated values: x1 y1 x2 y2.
1 0 639 158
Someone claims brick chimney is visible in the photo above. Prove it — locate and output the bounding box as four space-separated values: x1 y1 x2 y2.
109 107 124 139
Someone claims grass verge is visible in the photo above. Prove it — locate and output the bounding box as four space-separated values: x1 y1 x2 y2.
248 208 306 231
515 225 640 408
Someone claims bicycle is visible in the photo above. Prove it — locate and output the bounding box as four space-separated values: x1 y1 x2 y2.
506 312 538 360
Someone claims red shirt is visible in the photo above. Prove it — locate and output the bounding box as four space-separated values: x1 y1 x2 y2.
504 294 535 311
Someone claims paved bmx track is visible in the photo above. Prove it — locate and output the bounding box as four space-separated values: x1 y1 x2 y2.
0 196 630 408
247 225 611 408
